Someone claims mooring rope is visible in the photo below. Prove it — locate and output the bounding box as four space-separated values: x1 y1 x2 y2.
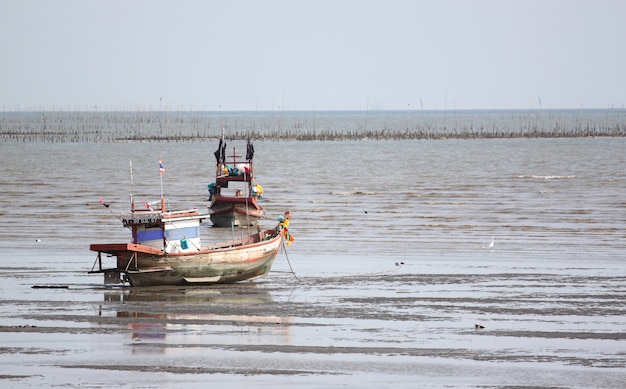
281 240 299 281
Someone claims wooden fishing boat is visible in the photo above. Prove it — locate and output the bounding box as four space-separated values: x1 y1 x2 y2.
90 158 284 287
89 206 283 287
208 138 265 227
90 159 280 286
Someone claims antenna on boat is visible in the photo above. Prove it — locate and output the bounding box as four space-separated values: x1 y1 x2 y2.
129 160 135 211
98 199 127 225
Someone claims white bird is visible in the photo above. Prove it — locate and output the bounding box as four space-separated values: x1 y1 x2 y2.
482 236 494 249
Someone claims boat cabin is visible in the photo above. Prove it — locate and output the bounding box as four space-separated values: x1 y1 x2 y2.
121 209 207 254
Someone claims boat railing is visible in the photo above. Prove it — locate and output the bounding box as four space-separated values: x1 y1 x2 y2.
217 148 254 181
217 161 253 180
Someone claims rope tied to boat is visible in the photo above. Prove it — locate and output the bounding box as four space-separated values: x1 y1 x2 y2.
277 211 298 280
281 239 299 281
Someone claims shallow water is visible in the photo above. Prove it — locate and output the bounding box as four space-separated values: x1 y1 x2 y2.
1 114 626 387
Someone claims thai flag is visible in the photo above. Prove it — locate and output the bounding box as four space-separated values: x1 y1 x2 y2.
159 158 165 174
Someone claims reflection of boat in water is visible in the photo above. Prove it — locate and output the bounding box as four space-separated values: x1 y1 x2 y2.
89 163 283 287
101 286 289 342
208 137 265 227
104 284 274 306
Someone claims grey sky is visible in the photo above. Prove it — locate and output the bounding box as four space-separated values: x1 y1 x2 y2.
1 0 624 111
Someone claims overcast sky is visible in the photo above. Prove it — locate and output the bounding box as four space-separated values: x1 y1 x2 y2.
1 0 624 111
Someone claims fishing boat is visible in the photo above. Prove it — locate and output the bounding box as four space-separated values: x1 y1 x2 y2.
208 137 265 227
89 204 283 287
89 161 283 287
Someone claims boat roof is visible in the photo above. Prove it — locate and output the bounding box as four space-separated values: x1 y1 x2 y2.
121 209 209 225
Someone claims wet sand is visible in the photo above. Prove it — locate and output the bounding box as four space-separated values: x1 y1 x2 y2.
2 120 625 388
2 255 625 388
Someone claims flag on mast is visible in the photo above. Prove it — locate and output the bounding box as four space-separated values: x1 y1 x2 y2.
159 158 165 174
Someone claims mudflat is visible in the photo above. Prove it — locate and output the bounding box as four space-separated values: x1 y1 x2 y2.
2 263 625 388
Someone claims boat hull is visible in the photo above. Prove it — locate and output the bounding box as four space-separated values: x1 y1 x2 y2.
91 229 282 287
209 197 264 227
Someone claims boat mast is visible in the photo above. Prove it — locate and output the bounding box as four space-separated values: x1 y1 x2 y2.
129 160 138 244
129 160 135 211
159 156 166 212
219 128 225 178
214 128 226 196
246 138 254 196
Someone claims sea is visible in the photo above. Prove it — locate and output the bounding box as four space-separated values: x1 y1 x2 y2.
1 110 625 388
